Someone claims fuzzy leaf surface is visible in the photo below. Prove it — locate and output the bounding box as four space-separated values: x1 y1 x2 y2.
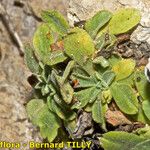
111 83 138 114
131 140 150 150
101 131 145 150
26 99 60 142
92 98 103 124
85 10 112 38
64 27 95 74
48 51 67 66
135 71 150 100
48 97 76 120
33 24 53 64
112 59 135 81
109 8 141 35
24 44 40 74
142 101 150 121
41 10 69 35
73 87 100 109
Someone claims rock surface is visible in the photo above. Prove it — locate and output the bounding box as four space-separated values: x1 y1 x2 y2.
68 0 150 45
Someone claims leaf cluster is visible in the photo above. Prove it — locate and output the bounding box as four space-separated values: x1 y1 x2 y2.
24 8 150 150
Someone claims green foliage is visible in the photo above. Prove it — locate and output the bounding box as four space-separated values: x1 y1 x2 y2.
131 140 150 150
142 101 150 120
24 44 40 74
108 8 141 35
93 56 110 68
112 59 136 81
48 51 67 66
64 27 95 74
26 99 61 142
111 83 138 114
33 23 53 64
92 97 105 126
85 10 112 39
101 131 146 150
135 70 150 100
95 33 117 51
24 8 150 146
41 10 69 35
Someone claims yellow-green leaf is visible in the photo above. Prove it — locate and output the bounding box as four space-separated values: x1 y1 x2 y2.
64 28 95 74
33 23 53 64
109 8 141 35
142 101 150 121
112 59 136 81
111 83 138 114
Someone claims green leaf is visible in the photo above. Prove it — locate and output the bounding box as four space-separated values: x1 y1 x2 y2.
95 33 116 50
95 33 106 50
85 10 112 39
109 8 141 35
112 59 136 81
134 71 150 100
102 70 116 86
64 119 77 138
119 72 135 87
101 89 112 104
92 98 103 124
84 103 93 112
131 140 150 150
136 126 150 139
62 60 75 83
33 24 54 64
108 54 122 67
26 99 60 142
73 87 100 109
41 85 50 96
24 44 40 74
133 105 150 124
64 27 95 75
47 96 76 121
101 131 145 150
41 10 69 35
142 101 150 121
48 51 67 66
93 56 110 68
53 73 74 104
111 83 138 114
60 82 74 104
71 73 98 88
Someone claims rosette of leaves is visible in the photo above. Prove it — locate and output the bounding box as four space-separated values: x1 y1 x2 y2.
24 8 143 144
70 59 116 130
25 45 76 142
